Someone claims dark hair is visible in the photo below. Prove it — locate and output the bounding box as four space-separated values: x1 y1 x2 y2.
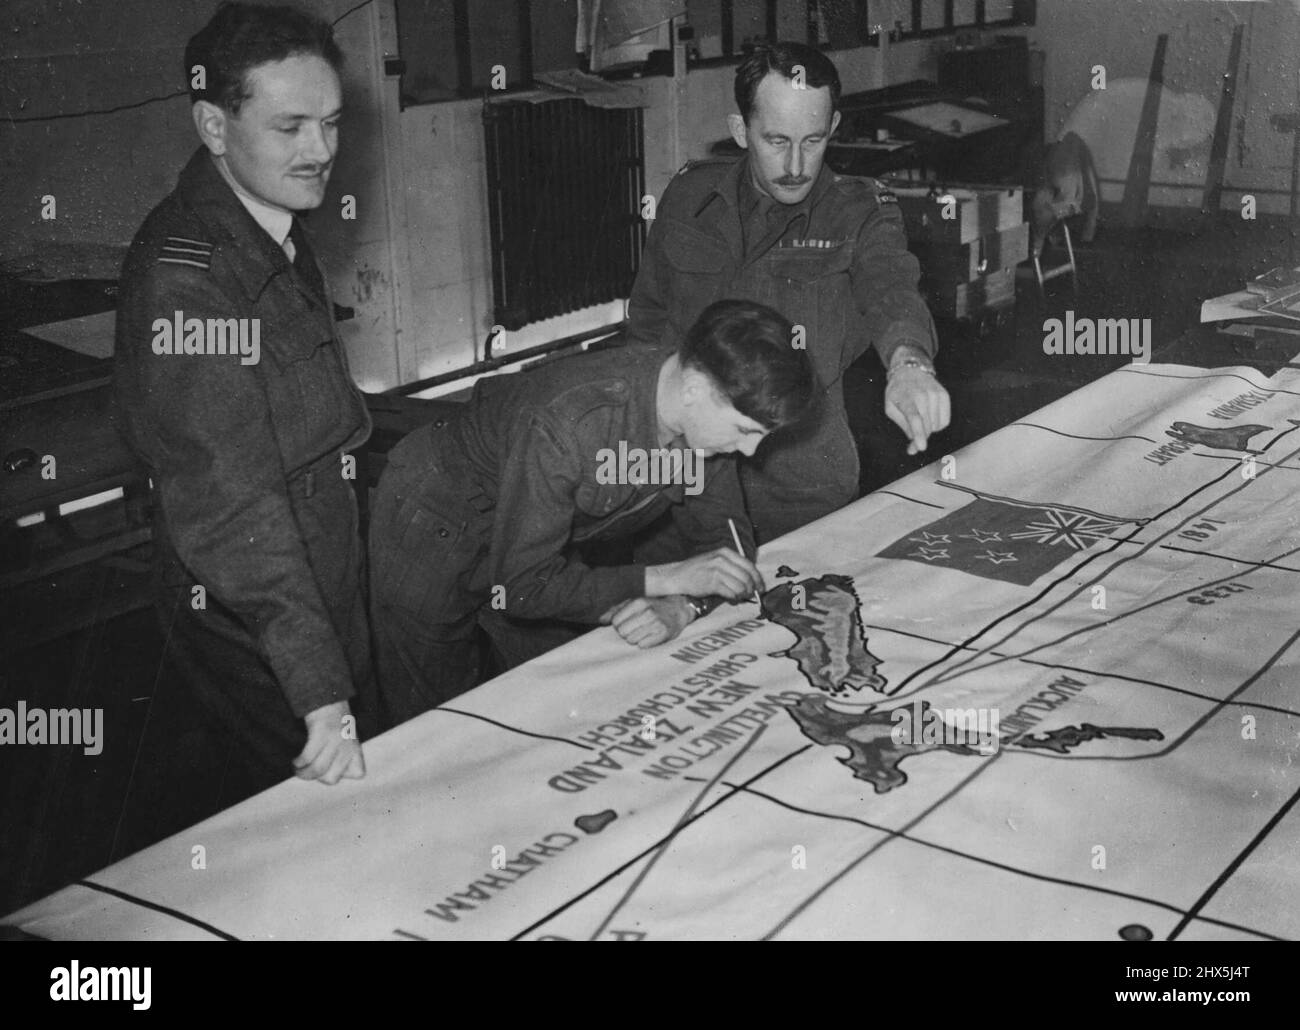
679 300 815 430
185 2 343 113
734 41 841 123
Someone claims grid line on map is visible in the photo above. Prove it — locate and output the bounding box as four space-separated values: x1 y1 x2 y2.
509 745 813 940
1118 366 1300 398
1192 452 1300 470
731 782 1281 941
586 723 772 940
1167 783 1300 941
922 538 1300 694
759 751 1004 937
1160 543 1300 573
73 879 238 940
435 706 595 751
1008 421 1159 444
907 426 1300 692
859 619 1300 719
874 489 945 509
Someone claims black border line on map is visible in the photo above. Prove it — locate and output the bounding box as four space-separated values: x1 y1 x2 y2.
760 749 1004 936
765 621 1300 934
761 629 1300 937
751 454 1300 934
1067 624 1300 762
932 480 1150 523
1192 451 1300 470
1168 784 1300 941
863 620 1300 719
920 540 1300 697
435 707 595 751
755 724 1289 941
731 782 1285 941
916 415 1300 692
1008 422 1158 444
507 395 1300 941
1011 656 1300 720
1117 366 1300 398
887 531 1136 694
1160 543 1300 573
585 723 771 940
70 879 239 940
875 489 944 509
753 426 1300 937
904 426 1300 692
744 399 1300 939
507 745 812 940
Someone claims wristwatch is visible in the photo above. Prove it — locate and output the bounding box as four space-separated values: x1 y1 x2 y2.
685 596 722 622
888 354 936 378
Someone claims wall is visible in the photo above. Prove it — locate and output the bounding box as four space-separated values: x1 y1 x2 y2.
392 33 971 397
652 35 949 202
1 2 1031 395
393 96 625 391
16 2 1291 395
1024 0 1300 214
1 0 401 391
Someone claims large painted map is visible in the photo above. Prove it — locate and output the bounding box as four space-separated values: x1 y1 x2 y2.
7 363 1300 940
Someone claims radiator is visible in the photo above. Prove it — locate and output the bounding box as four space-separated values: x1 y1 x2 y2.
483 97 646 331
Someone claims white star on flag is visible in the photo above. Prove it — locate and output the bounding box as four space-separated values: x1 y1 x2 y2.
877 495 1136 586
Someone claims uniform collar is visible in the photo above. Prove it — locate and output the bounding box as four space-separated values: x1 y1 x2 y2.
694 154 833 262
695 152 835 220
213 155 294 250
628 345 673 451
174 148 292 303
638 347 694 501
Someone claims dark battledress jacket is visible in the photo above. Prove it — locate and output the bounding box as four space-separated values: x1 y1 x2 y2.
114 148 372 758
627 154 938 540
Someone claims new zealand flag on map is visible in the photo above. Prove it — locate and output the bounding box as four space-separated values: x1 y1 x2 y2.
877 496 1133 586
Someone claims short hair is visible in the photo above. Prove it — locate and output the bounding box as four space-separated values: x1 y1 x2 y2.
679 300 815 431
185 2 343 114
734 41 841 123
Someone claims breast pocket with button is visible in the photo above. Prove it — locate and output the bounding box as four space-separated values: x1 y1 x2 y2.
757 241 856 388
375 488 487 626
256 301 359 464
661 222 732 339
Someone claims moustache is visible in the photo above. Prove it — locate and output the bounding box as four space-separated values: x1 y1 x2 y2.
775 176 811 187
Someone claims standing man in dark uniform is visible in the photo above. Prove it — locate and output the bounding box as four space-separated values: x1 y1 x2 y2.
369 300 813 726
628 42 951 544
114 3 374 789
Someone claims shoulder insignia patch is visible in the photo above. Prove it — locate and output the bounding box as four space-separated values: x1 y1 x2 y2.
560 377 630 419
676 154 735 176
158 235 213 270
872 178 899 204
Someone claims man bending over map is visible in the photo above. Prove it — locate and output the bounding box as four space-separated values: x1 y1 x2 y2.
369 300 815 727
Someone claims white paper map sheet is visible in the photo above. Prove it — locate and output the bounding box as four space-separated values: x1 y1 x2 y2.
7 363 1300 940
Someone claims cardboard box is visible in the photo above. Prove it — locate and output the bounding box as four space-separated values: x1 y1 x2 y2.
885 180 1023 246
923 267 1017 320
913 222 1029 283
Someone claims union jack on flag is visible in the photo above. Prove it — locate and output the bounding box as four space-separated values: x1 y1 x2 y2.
876 496 1134 586
1008 510 1130 550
